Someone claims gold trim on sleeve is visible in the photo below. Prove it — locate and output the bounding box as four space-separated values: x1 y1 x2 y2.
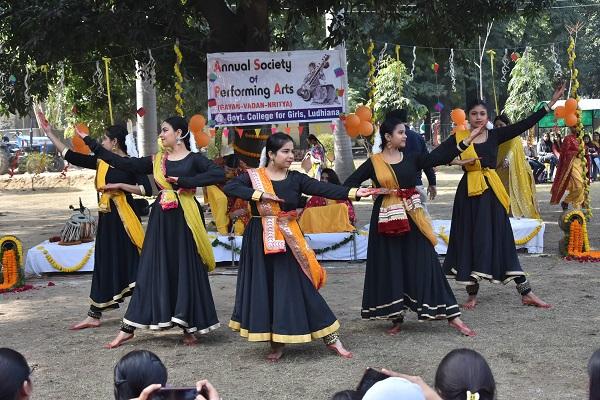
348 187 359 201
251 190 263 202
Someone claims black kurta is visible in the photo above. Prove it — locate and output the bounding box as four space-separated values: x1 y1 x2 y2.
83 136 224 333
344 137 462 321
64 150 151 312
442 108 548 285
223 170 352 343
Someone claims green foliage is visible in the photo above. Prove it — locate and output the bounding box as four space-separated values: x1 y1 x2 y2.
316 133 334 155
503 50 551 122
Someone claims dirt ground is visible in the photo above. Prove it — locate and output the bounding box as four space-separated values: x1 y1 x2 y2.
1 166 600 400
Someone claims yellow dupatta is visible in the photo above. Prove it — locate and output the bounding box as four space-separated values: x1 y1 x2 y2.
455 130 510 213
96 160 144 253
496 136 541 219
371 154 438 246
152 151 216 272
247 168 326 290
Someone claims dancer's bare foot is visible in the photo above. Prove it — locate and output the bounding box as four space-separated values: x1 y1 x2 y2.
448 317 476 337
104 331 133 349
183 333 198 346
386 322 402 336
69 316 101 330
462 295 478 310
522 292 552 308
267 342 284 362
327 340 353 359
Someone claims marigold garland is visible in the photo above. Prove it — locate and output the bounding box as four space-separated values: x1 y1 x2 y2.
36 245 94 273
173 40 184 117
232 143 261 159
437 224 542 246
564 211 600 261
0 235 24 290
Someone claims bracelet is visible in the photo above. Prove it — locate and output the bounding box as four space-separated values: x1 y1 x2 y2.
61 148 69 157
543 103 551 112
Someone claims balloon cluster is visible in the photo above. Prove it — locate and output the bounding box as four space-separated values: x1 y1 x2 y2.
72 123 91 155
450 108 467 133
342 105 374 138
554 98 579 127
189 114 210 148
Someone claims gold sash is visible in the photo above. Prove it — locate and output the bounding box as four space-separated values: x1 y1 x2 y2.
96 160 144 253
152 152 216 272
455 130 510 213
371 154 438 246
247 168 326 290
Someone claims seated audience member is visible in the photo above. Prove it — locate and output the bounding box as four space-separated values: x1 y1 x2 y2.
524 139 547 183
299 168 356 233
114 350 219 400
0 348 32 400
537 132 558 181
584 134 600 181
589 349 600 400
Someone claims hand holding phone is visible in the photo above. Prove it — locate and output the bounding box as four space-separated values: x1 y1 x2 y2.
356 367 389 395
151 387 198 400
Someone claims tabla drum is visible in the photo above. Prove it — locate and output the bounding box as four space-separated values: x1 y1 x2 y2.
59 208 96 245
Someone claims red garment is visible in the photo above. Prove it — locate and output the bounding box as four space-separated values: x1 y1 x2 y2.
550 134 580 204
304 196 356 224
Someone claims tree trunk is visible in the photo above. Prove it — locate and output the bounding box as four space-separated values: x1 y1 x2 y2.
135 61 157 157
334 121 355 182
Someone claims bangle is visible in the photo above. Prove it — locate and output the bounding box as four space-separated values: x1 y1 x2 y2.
138 184 146 196
251 190 263 202
61 148 69 157
543 103 551 112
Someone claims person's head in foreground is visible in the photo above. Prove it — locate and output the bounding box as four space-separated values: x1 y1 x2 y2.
434 348 496 400
113 350 167 400
588 349 600 400
363 377 425 400
0 348 32 400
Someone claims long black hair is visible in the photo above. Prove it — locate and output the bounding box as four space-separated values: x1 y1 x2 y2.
106 125 129 153
0 348 31 400
320 168 341 185
265 132 295 162
113 350 168 400
466 99 490 115
378 116 403 150
163 116 190 151
434 348 496 400
589 349 600 400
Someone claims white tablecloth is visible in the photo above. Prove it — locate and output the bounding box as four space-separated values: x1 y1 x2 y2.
25 240 95 275
25 218 544 273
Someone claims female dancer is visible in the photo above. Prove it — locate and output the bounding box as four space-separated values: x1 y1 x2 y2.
344 117 482 336
443 83 564 309
76 116 224 348
223 133 372 361
40 117 151 330
494 114 541 219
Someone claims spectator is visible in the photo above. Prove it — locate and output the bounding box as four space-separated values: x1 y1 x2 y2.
589 349 600 400
114 350 168 400
537 132 558 181
0 348 32 400
584 134 600 181
331 390 362 400
524 139 547 183
552 131 562 159
363 377 425 400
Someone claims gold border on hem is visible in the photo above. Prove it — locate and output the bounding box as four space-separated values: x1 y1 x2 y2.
228 320 340 343
89 282 136 309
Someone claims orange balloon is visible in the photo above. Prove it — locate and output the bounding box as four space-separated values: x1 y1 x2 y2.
71 134 90 155
355 105 372 122
565 113 578 127
554 106 566 118
344 113 361 129
193 131 210 148
564 98 578 113
450 108 466 126
358 120 374 136
189 114 206 135
346 123 360 138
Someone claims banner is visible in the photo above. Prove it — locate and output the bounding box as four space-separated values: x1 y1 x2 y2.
207 49 347 127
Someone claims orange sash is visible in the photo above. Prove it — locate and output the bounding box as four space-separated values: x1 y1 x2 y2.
247 168 326 289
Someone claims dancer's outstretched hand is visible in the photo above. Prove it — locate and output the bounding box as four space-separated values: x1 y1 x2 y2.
548 81 566 108
98 183 122 192
356 187 378 197
261 193 285 203
467 126 485 143
451 157 481 166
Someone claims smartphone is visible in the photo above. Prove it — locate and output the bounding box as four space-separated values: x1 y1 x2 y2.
356 367 389 394
151 387 198 400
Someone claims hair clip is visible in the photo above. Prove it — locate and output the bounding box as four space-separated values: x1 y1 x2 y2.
467 391 480 400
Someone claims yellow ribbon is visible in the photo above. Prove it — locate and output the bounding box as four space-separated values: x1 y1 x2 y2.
455 130 510 213
96 160 145 252
174 40 184 117
102 57 114 124
152 152 215 271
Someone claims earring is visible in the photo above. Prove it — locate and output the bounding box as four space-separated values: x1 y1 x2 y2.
112 145 117 152
176 137 181 145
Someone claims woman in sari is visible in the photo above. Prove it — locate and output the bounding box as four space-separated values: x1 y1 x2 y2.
40 116 151 331
223 133 372 361
76 116 224 348
494 114 541 219
443 83 564 310
344 116 482 336
551 127 585 210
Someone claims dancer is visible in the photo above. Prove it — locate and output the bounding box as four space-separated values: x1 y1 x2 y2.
494 114 541 219
76 116 224 348
443 83 564 309
343 115 481 336
223 133 372 361
40 116 151 330
551 127 585 210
